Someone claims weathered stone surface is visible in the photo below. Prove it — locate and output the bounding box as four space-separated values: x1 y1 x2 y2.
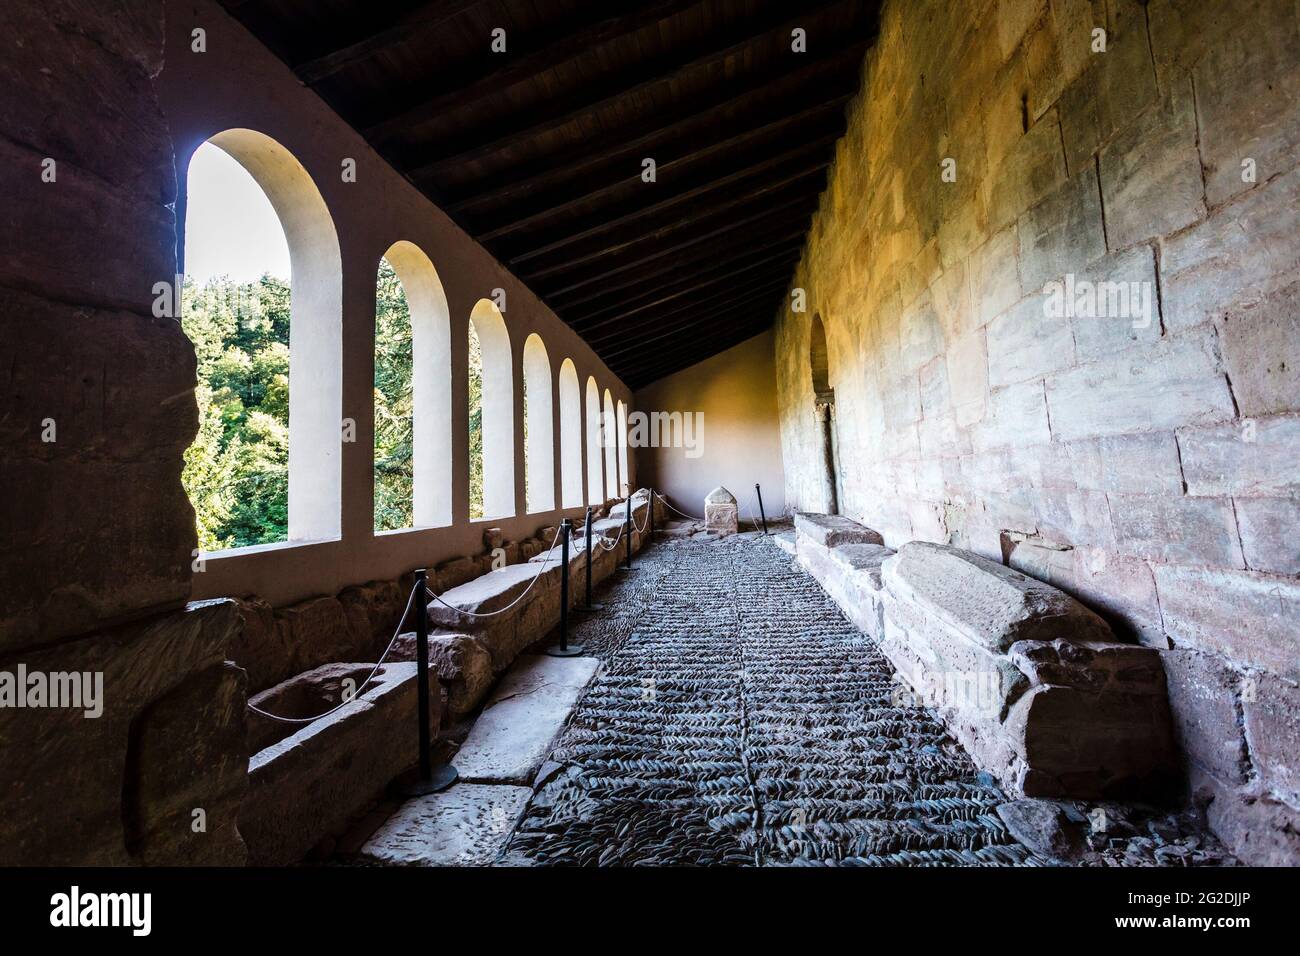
986 294 1076 388
1058 1 1159 173
0 599 242 866
1009 541 1164 646
1192 5 1300 207
794 512 885 548
455 654 601 785
1064 432 1184 495
1235 498 1300 575
1108 494 1245 567
1161 650 1250 786
1242 672 1300 806
884 542 1116 652
988 110 1068 232
391 632 494 721
434 556 481 593
242 661 433 866
124 662 248 866
1068 245 1162 362
972 381 1052 453
358 784 531 866
1195 766 1300 867
797 521 894 637
1178 416 1300 497
1017 166 1106 292
970 225 1022 328
1044 333 1235 441
230 587 397 695
1159 165 1300 332
704 486 739 537
1154 566 1300 677
996 799 1087 859
1099 81 1205 250
1215 281 1300 419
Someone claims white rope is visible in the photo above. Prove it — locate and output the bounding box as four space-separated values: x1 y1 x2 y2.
655 492 705 522
428 525 564 618
250 527 566 724
247 581 420 725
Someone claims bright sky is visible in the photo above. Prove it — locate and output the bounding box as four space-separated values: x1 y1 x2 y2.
184 141 291 284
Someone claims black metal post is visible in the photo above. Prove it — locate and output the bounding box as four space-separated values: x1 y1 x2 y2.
622 494 634 571
755 483 770 535
547 519 584 656
415 569 431 782
576 507 603 612
648 487 654 538
402 570 458 796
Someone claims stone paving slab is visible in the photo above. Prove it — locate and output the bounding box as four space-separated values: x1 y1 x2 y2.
453 653 601 784
357 783 531 866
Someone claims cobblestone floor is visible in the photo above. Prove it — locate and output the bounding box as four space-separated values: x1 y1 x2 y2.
511 531 1035 865
510 529 1236 867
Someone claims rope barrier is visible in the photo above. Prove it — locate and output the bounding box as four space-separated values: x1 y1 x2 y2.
247 581 420 725
427 525 564 618
653 491 767 540
249 526 565 724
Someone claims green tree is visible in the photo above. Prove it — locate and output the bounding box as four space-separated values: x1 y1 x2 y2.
374 259 414 531
181 274 290 550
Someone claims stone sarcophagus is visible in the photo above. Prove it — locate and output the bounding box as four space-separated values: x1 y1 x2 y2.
794 517 1178 799
704 486 739 536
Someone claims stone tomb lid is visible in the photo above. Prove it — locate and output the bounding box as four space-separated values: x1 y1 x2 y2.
705 486 737 504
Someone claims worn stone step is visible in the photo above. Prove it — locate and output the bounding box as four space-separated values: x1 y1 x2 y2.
454 653 602 784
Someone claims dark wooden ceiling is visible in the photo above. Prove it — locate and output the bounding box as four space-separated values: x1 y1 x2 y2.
219 0 880 388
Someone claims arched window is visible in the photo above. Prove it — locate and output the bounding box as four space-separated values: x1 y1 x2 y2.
180 129 341 552
374 241 451 532
603 389 618 501
469 299 514 520
522 333 554 514
616 400 630 497
585 376 603 505
558 359 584 508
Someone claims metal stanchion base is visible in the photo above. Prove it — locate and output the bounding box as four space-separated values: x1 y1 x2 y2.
574 603 605 612
545 643 586 657
402 763 459 797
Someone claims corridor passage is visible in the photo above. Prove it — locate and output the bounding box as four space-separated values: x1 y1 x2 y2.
508 533 1039 866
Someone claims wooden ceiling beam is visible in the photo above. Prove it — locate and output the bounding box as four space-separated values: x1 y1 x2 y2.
525 191 817 286
578 272 790 340
291 0 485 84
550 232 806 313
596 296 781 364
398 0 856 175
445 39 871 216
363 0 702 139
507 157 831 268
617 317 777 385
475 98 850 242
565 247 802 328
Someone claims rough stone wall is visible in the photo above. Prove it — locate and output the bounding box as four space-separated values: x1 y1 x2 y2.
1 0 195 643
0 2 252 865
774 0 1299 864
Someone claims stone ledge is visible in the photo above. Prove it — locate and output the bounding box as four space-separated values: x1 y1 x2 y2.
241 661 434 866
794 512 886 548
796 523 894 638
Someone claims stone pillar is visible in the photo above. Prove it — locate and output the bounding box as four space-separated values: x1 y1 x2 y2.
704 486 739 537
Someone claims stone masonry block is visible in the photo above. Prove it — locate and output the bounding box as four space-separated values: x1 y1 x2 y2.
1099 80 1205 250
1178 415 1300 497
1154 566 1300 677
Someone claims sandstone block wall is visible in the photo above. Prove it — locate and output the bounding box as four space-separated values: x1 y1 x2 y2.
774 0 1299 863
